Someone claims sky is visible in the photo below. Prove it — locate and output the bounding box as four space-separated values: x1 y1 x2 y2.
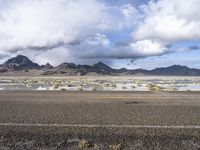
0 0 200 69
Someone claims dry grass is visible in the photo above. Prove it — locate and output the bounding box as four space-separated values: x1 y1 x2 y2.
93 144 101 150
122 86 127 89
77 86 83 91
148 84 164 91
109 144 122 150
92 85 97 91
78 140 90 150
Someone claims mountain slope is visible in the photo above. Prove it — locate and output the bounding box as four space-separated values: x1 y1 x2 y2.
43 62 109 76
0 55 200 76
41 63 53 70
150 65 200 76
94 62 113 72
0 55 41 71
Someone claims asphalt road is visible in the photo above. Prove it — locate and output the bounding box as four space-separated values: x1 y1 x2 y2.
0 91 200 149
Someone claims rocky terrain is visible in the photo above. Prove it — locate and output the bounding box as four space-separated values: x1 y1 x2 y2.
0 55 200 76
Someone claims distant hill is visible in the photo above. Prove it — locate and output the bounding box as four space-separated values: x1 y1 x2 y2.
149 65 200 76
41 63 53 70
94 62 114 73
0 55 200 76
0 55 41 72
43 62 108 75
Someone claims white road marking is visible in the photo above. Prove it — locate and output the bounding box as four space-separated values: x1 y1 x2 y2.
0 123 200 129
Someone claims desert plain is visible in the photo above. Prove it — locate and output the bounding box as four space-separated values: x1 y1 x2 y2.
0 76 200 149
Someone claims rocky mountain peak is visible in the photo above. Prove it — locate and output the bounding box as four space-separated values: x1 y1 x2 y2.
2 55 40 71
94 61 113 72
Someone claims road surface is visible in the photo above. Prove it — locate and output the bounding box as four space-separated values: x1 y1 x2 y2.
0 91 200 149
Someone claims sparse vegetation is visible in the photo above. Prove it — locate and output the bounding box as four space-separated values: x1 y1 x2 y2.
111 83 117 88
131 85 136 89
54 84 61 89
93 144 101 150
148 84 164 91
78 140 90 150
0 77 199 91
77 86 83 91
60 88 67 91
122 86 127 89
109 144 122 150
92 85 98 91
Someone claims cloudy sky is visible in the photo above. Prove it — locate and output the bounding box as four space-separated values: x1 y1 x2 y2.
0 0 199 69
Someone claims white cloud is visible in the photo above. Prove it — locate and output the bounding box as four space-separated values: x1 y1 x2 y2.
111 40 169 58
86 33 111 47
33 47 71 66
68 34 169 59
0 0 108 52
134 0 200 44
129 40 169 56
0 0 199 66
121 4 137 18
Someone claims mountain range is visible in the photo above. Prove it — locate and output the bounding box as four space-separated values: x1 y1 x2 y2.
0 55 200 76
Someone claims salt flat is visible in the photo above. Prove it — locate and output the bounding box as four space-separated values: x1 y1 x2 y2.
0 76 200 91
